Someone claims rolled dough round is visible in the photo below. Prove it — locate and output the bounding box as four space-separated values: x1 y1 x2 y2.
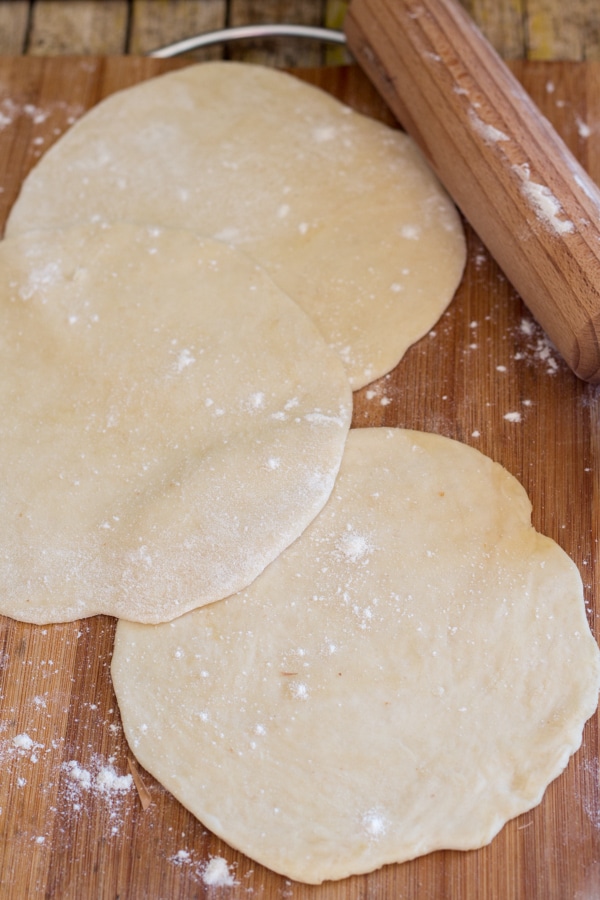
112 428 600 883
6 62 466 389
0 222 351 624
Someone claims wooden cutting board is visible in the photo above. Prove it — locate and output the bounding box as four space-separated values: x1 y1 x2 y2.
0 57 598 900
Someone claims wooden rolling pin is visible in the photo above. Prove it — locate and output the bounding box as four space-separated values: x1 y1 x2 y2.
344 0 600 382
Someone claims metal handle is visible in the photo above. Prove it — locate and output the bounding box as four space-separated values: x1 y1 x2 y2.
148 24 347 59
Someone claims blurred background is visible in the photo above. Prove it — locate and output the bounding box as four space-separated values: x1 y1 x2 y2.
1 0 600 67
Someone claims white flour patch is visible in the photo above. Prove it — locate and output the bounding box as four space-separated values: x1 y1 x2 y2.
174 348 196 373
468 108 510 144
245 391 266 412
362 808 389 839
1 732 45 766
18 261 63 301
400 224 421 240
304 410 347 427
290 681 309 700
336 527 374 564
12 733 35 751
202 856 237 886
514 163 574 234
312 125 337 143
12 733 44 763
168 848 237 887
576 116 592 139
519 317 535 337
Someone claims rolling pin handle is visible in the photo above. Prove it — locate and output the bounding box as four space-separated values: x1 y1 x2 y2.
344 0 600 383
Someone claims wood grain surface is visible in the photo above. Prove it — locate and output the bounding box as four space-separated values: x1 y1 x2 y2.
0 57 599 900
2 1 600 62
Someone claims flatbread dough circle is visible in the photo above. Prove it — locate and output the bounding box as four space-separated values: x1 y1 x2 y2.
0 222 351 624
6 62 466 390
112 427 600 884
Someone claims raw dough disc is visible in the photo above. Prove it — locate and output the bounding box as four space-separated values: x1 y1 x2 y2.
112 428 600 884
6 62 467 389
0 222 352 624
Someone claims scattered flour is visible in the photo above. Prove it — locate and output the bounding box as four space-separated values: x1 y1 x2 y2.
363 382 393 407
60 756 134 835
580 757 600 829
5 732 43 764
0 97 83 133
514 317 561 375
63 758 133 796
1 710 135 846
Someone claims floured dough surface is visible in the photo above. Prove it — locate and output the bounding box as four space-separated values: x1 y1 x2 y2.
0 222 351 624
6 62 466 389
112 428 600 884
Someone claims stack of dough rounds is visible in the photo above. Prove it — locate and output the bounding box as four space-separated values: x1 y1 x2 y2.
6 61 467 389
2 60 598 886
112 428 600 883
0 222 351 623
